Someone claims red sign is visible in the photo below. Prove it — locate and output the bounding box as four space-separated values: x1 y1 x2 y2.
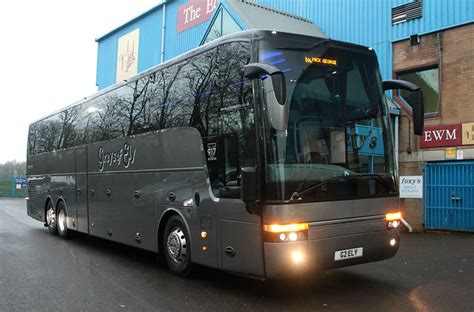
177 0 218 33
419 124 462 148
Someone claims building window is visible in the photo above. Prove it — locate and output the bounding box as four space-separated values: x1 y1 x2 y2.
398 67 439 114
202 8 242 45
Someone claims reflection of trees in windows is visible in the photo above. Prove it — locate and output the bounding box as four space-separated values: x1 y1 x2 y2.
185 49 220 138
29 41 253 156
150 64 185 130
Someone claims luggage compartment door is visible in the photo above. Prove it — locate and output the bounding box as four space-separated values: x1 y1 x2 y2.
75 147 88 233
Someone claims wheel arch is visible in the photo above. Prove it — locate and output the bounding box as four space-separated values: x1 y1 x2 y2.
44 196 54 219
55 197 68 214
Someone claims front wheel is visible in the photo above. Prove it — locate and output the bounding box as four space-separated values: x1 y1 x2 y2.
163 215 193 277
57 201 69 239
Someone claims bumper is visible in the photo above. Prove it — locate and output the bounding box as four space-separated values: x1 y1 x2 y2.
264 229 400 279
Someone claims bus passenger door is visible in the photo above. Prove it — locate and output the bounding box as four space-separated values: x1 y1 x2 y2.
75 147 88 233
210 120 264 278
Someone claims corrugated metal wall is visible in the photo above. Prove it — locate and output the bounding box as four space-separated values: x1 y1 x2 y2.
95 0 474 89
164 0 215 61
391 0 474 41
95 8 164 89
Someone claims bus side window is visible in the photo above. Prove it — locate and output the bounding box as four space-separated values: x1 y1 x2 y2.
205 41 254 199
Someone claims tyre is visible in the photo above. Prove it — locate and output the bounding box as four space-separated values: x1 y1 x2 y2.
46 200 58 235
57 201 69 239
163 215 193 277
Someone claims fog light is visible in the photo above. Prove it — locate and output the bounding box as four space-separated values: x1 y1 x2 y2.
389 238 397 247
292 251 303 263
288 232 298 241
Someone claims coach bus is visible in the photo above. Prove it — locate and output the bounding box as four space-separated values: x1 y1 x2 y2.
27 30 424 279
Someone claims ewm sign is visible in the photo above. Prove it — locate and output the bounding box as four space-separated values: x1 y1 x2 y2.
177 0 218 33
419 124 461 149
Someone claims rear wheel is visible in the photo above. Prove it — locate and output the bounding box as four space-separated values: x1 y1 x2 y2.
57 201 69 239
163 215 193 277
46 200 57 235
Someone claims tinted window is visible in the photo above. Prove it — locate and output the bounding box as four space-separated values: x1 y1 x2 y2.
28 42 254 164
36 114 61 153
203 42 255 198
147 64 187 131
59 106 82 148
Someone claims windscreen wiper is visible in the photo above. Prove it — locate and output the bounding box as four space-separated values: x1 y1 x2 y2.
290 181 327 201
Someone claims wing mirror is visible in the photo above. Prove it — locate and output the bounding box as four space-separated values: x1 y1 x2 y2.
244 63 288 130
383 79 424 135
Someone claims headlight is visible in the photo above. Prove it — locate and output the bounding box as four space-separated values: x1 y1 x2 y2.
386 212 402 229
263 222 308 242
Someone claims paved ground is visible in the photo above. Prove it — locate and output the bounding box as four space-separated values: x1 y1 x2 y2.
1 197 474 312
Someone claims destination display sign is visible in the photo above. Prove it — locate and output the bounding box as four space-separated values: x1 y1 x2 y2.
304 57 338 66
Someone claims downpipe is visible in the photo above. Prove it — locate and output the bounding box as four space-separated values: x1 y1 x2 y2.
401 217 413 232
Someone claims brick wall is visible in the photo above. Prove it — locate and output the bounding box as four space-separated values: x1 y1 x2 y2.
394 23 474 231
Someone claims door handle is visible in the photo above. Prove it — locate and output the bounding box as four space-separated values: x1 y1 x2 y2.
134 190 141 199
90 189 95 197
451 192 462 201
106 189 112 197
77 189 82 195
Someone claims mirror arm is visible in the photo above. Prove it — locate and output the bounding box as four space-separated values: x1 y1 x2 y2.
244 63 283 79
382 79 420 92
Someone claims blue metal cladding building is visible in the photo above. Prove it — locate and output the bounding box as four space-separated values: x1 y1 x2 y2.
95 0 474 232
95 0 473 90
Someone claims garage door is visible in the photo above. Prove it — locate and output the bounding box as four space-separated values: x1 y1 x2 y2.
424 161 474 232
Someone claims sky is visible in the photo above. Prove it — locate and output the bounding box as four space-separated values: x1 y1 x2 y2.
0 0 161 164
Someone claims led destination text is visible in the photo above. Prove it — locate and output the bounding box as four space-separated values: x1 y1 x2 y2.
304 57 338 65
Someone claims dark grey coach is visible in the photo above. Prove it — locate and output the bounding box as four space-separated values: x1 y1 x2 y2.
26 30 424 279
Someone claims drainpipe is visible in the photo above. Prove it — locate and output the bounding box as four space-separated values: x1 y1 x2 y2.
160 1 167 63
401 217 413 232
394 115 399 173
395 114 413 232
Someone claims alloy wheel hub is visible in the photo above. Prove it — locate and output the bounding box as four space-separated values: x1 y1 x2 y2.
47 207 55 227
167 228 187 263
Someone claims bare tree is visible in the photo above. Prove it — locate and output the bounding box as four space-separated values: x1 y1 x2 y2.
0 160 26 176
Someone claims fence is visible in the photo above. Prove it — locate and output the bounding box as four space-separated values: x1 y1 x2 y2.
0 176 28 197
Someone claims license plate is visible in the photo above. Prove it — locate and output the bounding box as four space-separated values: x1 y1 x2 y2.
334 247 363 261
